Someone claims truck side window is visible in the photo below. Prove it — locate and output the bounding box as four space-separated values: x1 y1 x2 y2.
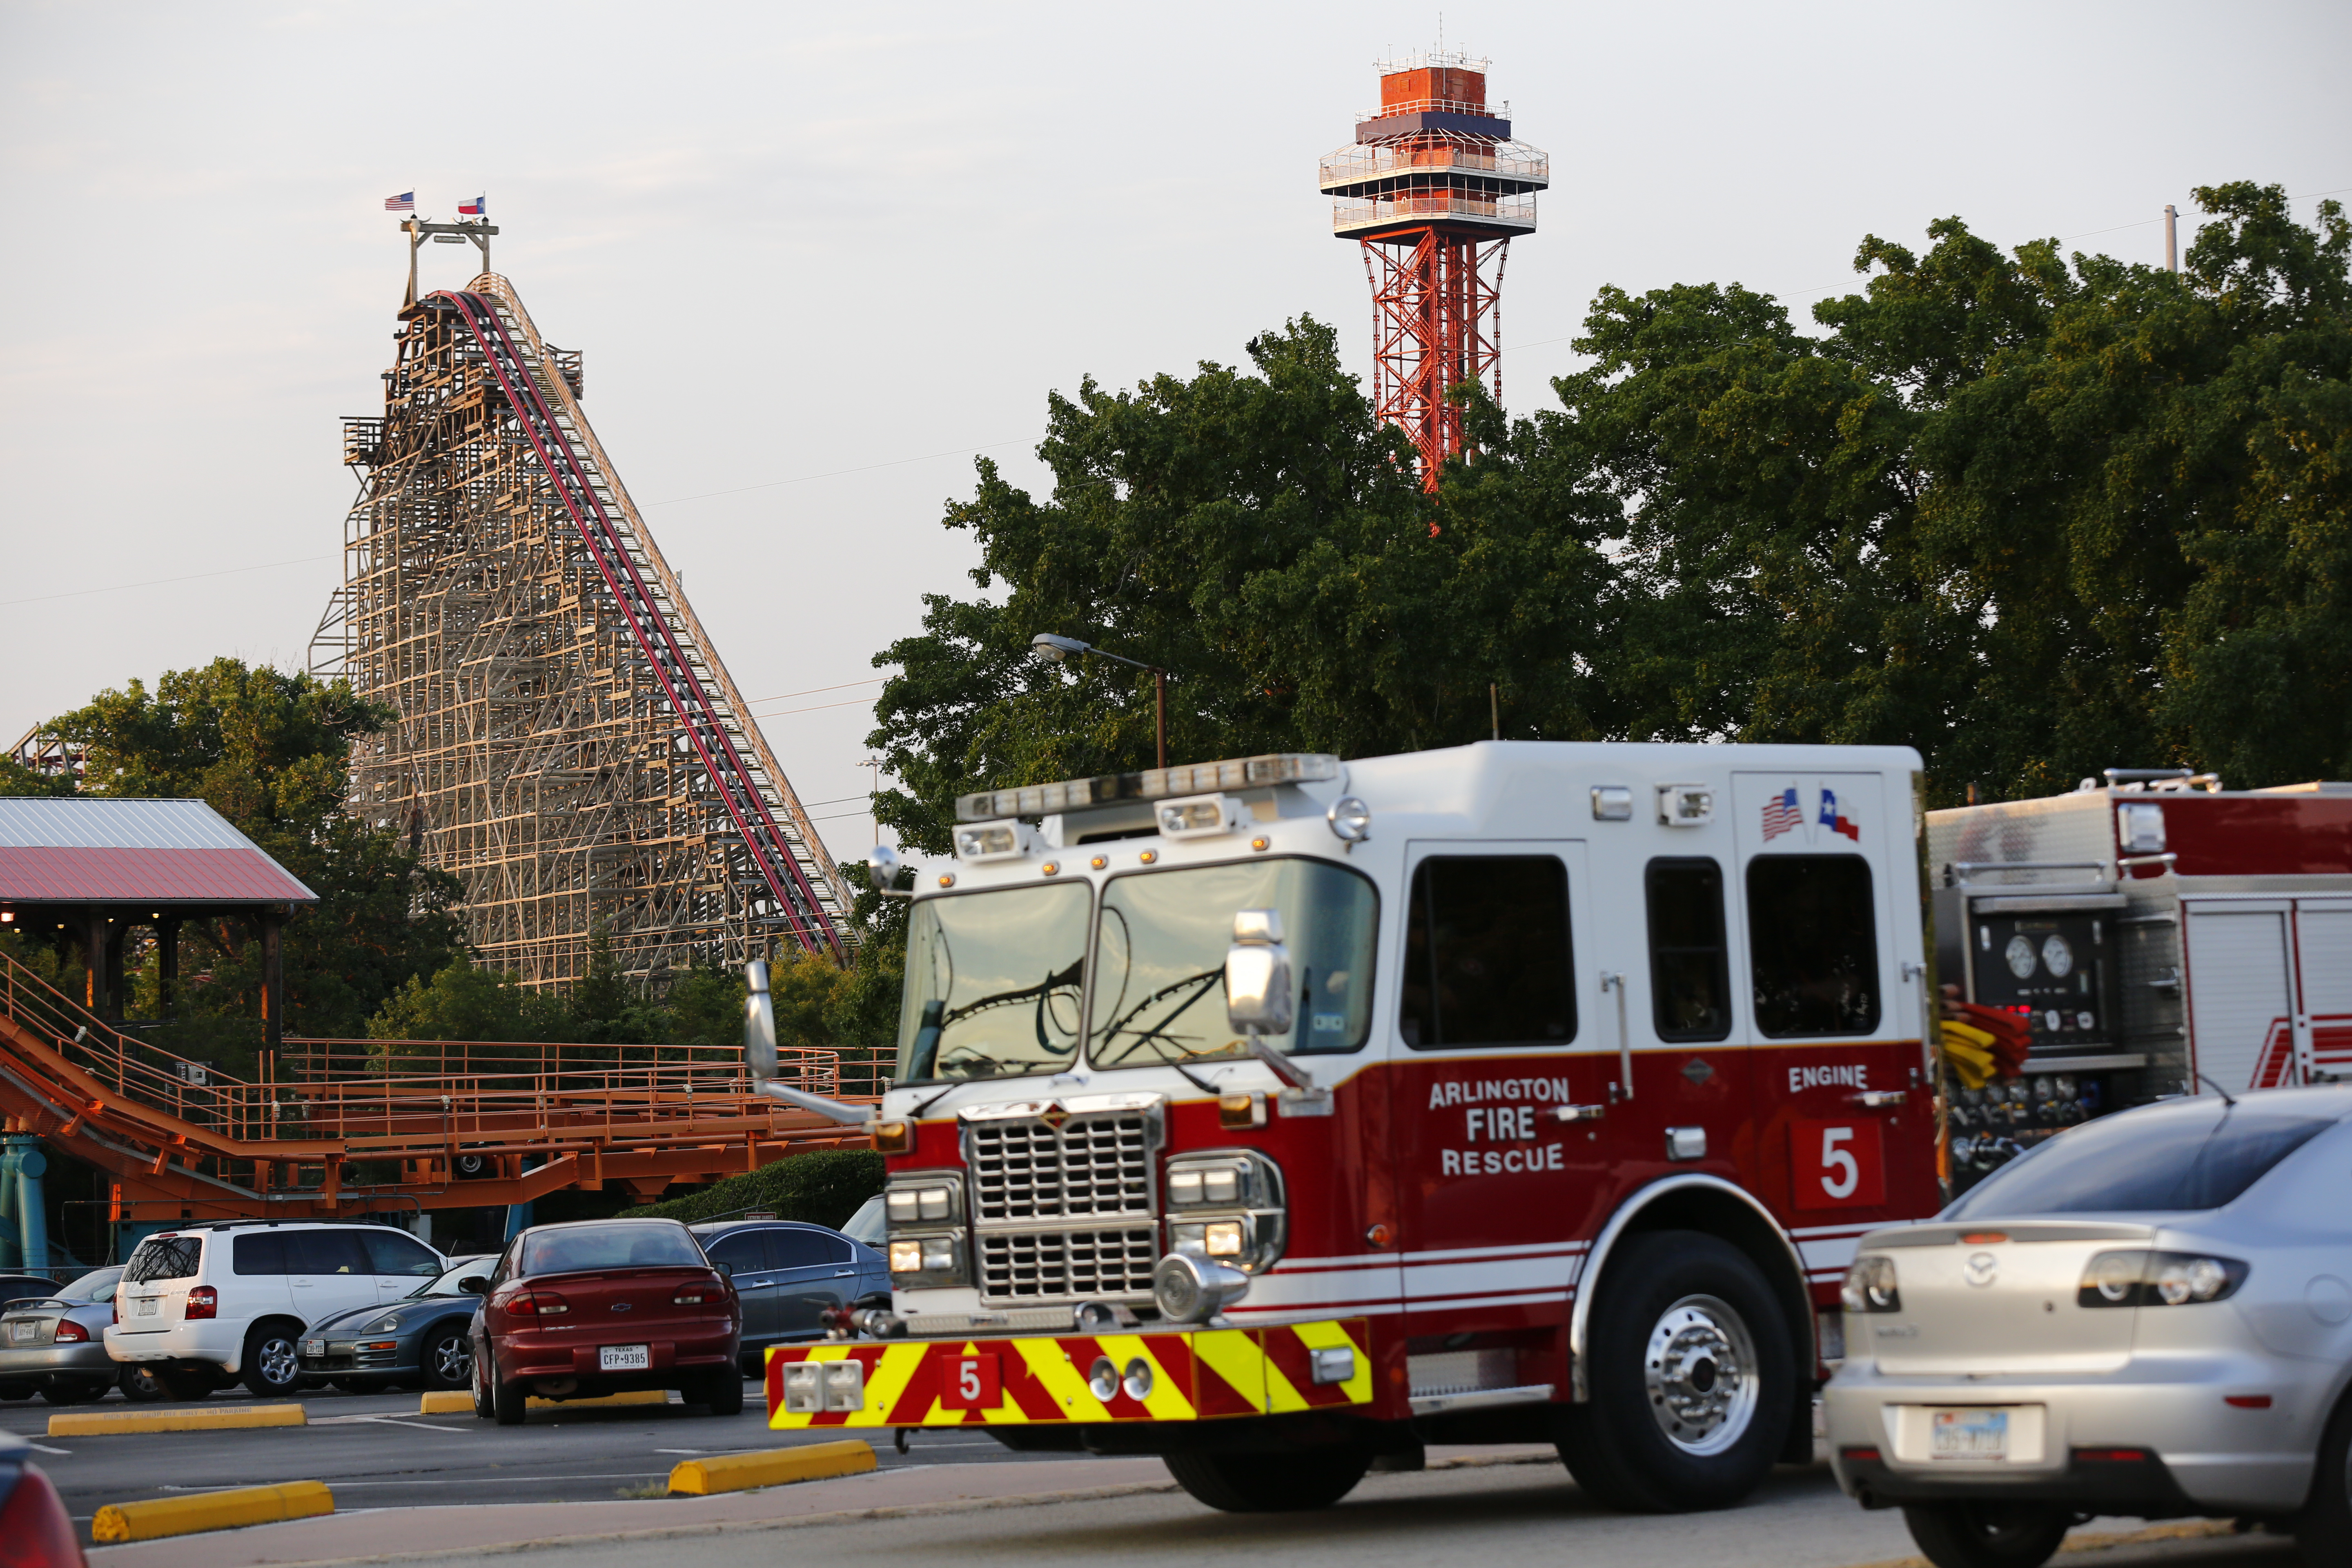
1399 855 1575 1049
1747 856 1880 1036
1646 858 1731 1042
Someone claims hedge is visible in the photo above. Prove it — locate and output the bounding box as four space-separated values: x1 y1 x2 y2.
617 1148 884 1229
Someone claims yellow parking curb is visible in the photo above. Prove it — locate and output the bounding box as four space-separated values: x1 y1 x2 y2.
418 1391 473 1414
49 1402 306 1438
91 1480 334 1544
667 1439 877 1496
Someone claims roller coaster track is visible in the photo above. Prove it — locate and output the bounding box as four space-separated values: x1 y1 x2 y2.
0 949 878 1228
432 285 842 959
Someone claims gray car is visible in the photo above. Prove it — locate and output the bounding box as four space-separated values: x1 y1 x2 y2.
690 1220 887 1374
1826 1086 2352 1568
0 1267 167 1405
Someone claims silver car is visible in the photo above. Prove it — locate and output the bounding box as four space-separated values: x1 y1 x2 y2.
0 1267 166 1405
1826 1086 2352 1568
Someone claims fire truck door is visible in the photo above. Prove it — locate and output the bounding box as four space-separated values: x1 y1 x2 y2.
2296 900 2352 1082
2183 900 2299 1092
1390 840 1595 1328
1733 771 1922 1286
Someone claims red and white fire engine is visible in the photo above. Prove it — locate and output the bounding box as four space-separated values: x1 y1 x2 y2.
1927 770 2352 1186
747 741 1945 1512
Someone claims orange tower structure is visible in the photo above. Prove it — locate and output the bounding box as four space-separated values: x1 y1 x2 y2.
1321 51 1547 490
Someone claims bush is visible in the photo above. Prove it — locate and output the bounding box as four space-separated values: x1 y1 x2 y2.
617 1148 884 1229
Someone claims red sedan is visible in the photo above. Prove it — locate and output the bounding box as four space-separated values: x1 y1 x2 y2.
466 1218 742 1424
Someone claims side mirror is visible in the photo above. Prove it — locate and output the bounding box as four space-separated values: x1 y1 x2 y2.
744 959 777 1080
867 844 902 895
712 1261 733 1281
1224 909 1294 1035
457 1277 490 1296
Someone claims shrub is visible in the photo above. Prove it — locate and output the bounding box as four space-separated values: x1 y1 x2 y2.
617 1147 884 1229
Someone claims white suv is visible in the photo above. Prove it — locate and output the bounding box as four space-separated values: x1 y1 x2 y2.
105 1221 448 1399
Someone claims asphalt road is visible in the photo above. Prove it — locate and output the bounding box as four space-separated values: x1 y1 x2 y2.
0 1375 1082 1526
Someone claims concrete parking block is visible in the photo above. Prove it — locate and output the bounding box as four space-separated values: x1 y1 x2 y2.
417 1392 473 1414
668 1440 877 1496
90 1480 334 1544
530 1390 670 1410
49 1403 307 1438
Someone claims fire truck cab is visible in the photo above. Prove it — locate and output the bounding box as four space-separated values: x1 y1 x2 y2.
765 741 1940 1512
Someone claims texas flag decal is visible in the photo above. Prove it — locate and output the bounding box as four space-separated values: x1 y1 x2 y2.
1819 787 1860 842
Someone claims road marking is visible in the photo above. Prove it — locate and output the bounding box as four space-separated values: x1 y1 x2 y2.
25 1441 71 1455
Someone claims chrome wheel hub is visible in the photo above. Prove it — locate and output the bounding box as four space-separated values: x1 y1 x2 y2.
258 1336 299 1387
1642 1294 1759 1456
432 1334 472 1383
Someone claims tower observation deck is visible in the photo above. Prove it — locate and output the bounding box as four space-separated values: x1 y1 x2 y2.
316 230 847 988
1320 52 1547 489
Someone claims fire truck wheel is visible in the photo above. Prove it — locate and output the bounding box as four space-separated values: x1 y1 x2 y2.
1163 1447 1371 1512
1556 1229 1794 1512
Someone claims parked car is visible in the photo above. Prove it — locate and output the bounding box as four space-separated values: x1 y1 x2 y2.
106 1220 448 1399
1827 1086 2352 1568
0 1274 62 1312
298 1256 494 1392
468 1218 740 1425
0 1430 82 1568
690 1219 887 1373
841 1195 885 1250
0 1268 166 1405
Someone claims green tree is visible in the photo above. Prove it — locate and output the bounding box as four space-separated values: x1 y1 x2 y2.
366 956 568 1051
35 659 463 1062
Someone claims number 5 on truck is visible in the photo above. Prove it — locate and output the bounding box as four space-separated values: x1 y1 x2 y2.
1793 1119 1885 1209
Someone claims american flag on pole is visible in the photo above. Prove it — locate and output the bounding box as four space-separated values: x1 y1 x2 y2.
383 192 415 212
1762 786 1802 841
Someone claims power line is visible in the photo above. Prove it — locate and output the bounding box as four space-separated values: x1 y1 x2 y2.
640 441 1028 509
744 677 884 706
0 554 334 609
748 695 877 719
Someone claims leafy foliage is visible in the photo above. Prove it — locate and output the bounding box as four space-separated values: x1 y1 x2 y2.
616 1148 885 1229
869 185 2352 810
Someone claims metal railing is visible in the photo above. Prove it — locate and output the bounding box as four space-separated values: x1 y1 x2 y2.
1361 96 1509 120
1321 142 1548 187
1333 192 1538 232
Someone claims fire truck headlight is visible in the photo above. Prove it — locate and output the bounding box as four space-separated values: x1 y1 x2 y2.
1203 1221 1245 1257
1153 1253 1250 1323
888 1241 922 1274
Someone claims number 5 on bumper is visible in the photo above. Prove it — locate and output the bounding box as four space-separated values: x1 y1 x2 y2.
941 1354 1000 1410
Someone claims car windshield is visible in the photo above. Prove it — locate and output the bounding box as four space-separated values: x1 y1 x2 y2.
1945 1100 2337 1217
408 1259 491 1299
840 1195 885 1248
57 1269 120 1303
521 1224 705 1276
1090 859 1378 1067
897 881 1091 1083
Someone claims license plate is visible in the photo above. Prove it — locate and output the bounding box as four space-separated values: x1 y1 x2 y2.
7 1322 33 1343
1931 1407 2011 1461
305 1340 325 1356
599 1343 650 1372
135 1297 158 1316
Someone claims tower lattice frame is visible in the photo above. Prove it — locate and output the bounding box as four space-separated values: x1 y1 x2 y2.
1320 52 1546 491
317 270 846 989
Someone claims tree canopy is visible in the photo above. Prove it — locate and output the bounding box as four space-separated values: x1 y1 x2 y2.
869 183 2352 835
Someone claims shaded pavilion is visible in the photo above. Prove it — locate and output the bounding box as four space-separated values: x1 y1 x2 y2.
0 799 316 1049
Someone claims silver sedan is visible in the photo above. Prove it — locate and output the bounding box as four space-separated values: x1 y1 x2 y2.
1826 1085 2352 1568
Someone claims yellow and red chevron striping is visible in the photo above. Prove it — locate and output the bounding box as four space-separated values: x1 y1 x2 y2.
766 1319 1373 1430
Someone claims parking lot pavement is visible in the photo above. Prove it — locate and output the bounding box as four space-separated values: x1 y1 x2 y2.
0 1377 1087 1526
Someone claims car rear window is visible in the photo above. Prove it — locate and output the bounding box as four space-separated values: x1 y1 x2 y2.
1946 1103 2337 1217
125 1236 203 1283
521 1224 704 1275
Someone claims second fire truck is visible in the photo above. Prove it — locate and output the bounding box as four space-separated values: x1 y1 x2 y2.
748 741 1941 1511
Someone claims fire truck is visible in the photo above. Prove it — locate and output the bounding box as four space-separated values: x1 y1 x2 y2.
746 742 1943 1512
1926 770 2352 1187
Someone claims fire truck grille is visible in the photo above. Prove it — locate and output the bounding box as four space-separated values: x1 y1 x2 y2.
968 1113 1155 1222
978 1227 1160 1303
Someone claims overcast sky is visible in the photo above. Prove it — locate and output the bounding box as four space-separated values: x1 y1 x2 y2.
4 0 2346 864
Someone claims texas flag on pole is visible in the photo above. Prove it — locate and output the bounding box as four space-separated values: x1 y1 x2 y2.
1819 787 1860 842
458 195 486 216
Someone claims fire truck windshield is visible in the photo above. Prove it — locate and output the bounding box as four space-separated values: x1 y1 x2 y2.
897 881 1091 1084
1091 858 1376 1069
893 860 1379 1086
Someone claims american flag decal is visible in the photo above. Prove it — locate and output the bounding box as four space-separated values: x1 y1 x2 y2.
1762 786 1802 840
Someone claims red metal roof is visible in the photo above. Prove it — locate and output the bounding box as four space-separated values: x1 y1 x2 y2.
0 800 316 906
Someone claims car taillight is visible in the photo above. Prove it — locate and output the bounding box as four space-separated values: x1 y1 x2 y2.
184 1287 218 1321
52 1322 88 1344
508 1291 569 1317
674 1289 709 1305
0 1461 82 1568
111 1296 120 1326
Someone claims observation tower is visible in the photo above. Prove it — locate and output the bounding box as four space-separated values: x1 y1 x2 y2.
1320 51 1547 490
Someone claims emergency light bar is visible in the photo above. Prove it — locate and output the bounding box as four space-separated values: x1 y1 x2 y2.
955 753 1340 824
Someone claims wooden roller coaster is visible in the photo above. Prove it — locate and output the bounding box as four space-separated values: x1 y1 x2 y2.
0 948 877 1229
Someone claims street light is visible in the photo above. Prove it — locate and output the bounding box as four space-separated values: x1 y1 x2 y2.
1030 632 1171 770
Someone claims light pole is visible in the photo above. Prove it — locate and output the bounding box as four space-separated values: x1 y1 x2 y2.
1031 633 1170 771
